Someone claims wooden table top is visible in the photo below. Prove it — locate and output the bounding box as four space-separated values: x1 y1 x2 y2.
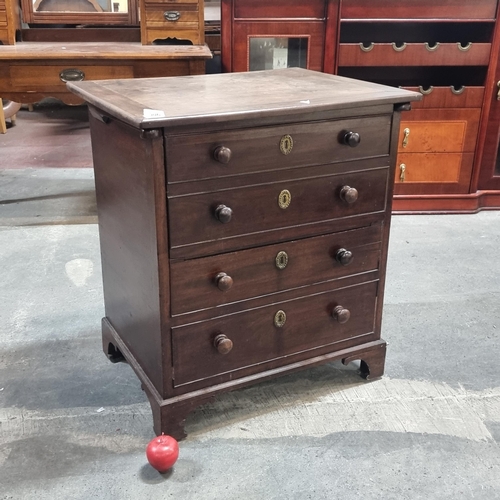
0 42 212 60
68 68 422 129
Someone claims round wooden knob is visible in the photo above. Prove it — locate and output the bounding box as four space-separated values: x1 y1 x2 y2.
213 146 232 164
339 186 358 204
332 305 351 324
215 204 233 223
335 248 353 266
214 334 233 355
215 272 233 291
342 131 361 147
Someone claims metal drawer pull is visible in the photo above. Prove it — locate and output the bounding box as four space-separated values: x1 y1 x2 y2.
59 68 85 83
497 81 500 101
419 86 434 95
451 86 465 95
359 42 374 52
164 11 181 21
425 42 440 52
332 305 350 324
402 127 410 148
335 248 353 266
215 272 233 291
458 42 472 52
399 163 406 182
214 334 233 355
392 42 407 52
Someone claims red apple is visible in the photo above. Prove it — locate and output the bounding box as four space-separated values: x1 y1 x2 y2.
146 434 179 473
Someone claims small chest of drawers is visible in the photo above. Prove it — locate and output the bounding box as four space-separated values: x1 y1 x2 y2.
68 69 420 439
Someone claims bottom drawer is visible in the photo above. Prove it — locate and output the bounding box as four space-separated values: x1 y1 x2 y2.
172 280 378 387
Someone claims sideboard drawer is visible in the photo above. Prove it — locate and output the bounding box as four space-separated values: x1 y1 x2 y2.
166 115 392 182
170 224 382 315
167 167 389 257
143 5 199 29
172 280 379 387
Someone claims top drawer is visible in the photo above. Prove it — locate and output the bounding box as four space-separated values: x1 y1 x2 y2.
166 115 392 183
341 0 498 19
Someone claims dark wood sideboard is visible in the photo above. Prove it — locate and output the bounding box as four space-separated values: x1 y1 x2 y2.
221 0 500 213
68 68 420 439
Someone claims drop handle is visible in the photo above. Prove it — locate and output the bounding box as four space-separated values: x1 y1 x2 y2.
335 248 353 266
213 146 232 164
339 185 358 204
402 127 410 148
215 272 233 291
341 131 361 148
215 204 233 223
214 334 233 355
332 305 351 324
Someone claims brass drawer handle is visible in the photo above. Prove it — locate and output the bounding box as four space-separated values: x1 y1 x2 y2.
450 85 465 95
392 42 407 52
458 42 472 52
214 334 233 355
419 86 434 95
59 68 85 83
425 42 440 52
359 42 375 52
164 10 181 21
402 127 410 148
399 163 406 182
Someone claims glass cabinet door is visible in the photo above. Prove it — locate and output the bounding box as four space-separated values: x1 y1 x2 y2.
248 37 309 71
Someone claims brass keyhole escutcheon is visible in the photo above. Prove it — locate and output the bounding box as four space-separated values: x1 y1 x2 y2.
280 134 294 155
278 189 291 209
402 128 410 148
274 310 287 328
276 251 289 270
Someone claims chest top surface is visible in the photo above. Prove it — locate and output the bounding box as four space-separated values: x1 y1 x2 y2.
67 68 421 129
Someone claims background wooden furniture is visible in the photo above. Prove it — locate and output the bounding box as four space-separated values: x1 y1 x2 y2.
221 0 500 213
67 68 419 439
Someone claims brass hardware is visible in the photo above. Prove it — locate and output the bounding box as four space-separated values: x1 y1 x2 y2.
359 42 374 52
392 42 407 52
274 310 287 328
451 86 466 95
399 163 406 182
59 68 85 83
497 81 500 101
278 189 292 209
419 86 434 95
402 128 410 148
458 42 472 52
425 42 440 52
275 251 289 270
279 134 294 155
164 10 181 21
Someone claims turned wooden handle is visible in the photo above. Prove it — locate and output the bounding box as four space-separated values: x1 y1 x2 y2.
339 186 358 204
214 334 233 355
342 131 361 147
333 305 351 324
335 248 353 266
213 146 232 164
215 272 233 291
215 204 233 223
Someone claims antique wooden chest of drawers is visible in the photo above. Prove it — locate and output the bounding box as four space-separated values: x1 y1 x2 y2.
68 68 420 439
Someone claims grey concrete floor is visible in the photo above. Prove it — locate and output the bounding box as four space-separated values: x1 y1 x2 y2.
1 167 500 499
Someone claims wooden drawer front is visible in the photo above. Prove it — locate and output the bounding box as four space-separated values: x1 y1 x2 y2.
341 0 498 19
168 167 388 257
398 121 466 154
234 0 326 19
172 280 378 387
170 224 382 315
338 43 491 67
144 5 199 29
396 153 464 183
146 0 199 4
166 115 392 182
402 87 485 110
9 65 134 91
